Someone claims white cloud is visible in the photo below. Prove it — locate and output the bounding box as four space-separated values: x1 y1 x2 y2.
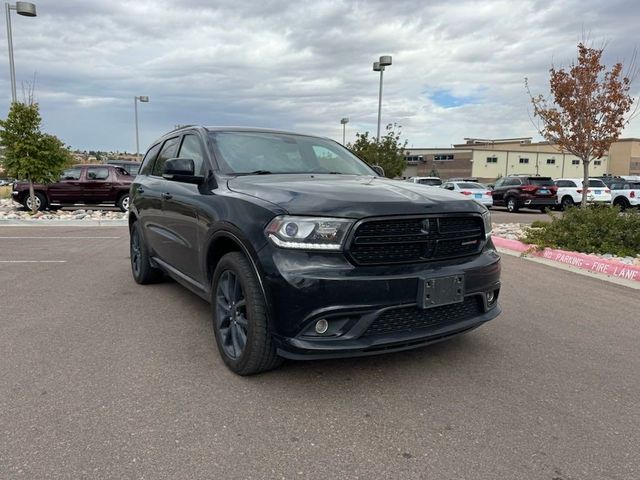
0 0 639 151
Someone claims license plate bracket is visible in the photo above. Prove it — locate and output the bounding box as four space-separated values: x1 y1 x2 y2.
418 275 465 309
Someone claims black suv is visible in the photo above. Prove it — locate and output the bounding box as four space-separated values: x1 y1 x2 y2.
129 127 501 375
491 175 558 212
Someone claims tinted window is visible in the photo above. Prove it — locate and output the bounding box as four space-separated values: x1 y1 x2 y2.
209 132 375 176
457 182 484 189
60 168 81 180
555 180 576 188
152 137 180 176
178 134 205 175
86 167 110 180
529 177 554 186
140 143 162 176
587 180 606 187
417 178 442 186
504 178 521 186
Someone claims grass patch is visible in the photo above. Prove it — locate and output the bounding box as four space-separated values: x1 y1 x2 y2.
522 204 640 257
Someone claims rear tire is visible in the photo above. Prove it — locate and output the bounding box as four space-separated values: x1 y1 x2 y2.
117 193 130 212
211 252 282 375
506 197 519 213
130 221 163 284
22 192 47 212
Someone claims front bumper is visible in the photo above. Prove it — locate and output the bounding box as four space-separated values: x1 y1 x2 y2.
257 239 501 359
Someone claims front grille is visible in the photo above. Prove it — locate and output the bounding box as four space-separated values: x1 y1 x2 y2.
364 297 483 337
348 215 484 265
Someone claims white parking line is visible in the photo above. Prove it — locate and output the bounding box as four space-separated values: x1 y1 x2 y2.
0 260 67 263
0 236 120 239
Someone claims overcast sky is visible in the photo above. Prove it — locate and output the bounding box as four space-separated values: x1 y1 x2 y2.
2 0 640 152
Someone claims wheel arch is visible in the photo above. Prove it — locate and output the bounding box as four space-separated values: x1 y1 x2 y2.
204 228 275 328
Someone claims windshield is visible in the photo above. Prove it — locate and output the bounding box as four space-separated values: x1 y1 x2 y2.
529 178 555 186
208 131 376 176
417 178 442 186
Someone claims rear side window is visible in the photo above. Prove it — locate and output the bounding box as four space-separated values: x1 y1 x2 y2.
86 167 110 180
152 137 180 176
504 178 521 186
139 143 162 176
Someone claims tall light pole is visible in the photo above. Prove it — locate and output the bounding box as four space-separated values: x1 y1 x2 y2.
134 95 149 159
5 2 37 104
373 55 392 142
340 117 349 145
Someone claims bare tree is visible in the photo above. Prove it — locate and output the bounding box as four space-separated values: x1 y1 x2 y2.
526 43 636 206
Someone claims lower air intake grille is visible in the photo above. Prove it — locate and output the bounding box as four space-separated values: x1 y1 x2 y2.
364 297 483 337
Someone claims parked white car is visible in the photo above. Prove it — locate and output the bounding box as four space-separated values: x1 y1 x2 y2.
610 180 640 210
441 181 493 207
554 178 611 210
406 176 442 187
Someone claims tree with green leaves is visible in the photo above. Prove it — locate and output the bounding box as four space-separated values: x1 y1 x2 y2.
348 123 408 178
0 102 72 212
526 43 635 206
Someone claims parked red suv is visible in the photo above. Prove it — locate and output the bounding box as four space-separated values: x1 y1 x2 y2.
491 175 558 212
11 164 133 212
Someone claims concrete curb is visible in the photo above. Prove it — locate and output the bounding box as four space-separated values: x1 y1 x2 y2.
0 219 128 227
493 236 640 283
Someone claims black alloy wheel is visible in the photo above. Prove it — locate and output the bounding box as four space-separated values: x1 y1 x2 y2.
215 270 249 360
211 252 281 375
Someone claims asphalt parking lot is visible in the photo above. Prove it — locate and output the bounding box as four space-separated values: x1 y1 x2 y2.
1 225 638 479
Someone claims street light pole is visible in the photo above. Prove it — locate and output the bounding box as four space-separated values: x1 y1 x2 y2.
340 117 349 145
373 55 392 142
134 95 149 159
4 2 37 104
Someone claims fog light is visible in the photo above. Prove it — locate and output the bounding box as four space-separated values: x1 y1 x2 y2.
486 291 496 305
315 319 329 334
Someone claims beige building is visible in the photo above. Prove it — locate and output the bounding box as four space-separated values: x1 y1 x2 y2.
402 148 473 180
403 137 640 182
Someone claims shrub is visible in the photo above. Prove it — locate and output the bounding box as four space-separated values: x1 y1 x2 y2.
522 204 640 257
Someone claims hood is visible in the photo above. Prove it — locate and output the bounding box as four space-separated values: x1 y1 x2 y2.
227 174 485 218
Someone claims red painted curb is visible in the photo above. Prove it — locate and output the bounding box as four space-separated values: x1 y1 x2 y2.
492 236 640 283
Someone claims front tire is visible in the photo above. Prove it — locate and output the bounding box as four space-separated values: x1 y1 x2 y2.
613 198 629 211
22 192 47 212
560 196 574 211
211 252 282 375
130 221 163 284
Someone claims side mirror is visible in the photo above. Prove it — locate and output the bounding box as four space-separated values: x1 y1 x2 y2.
372 165 385 177
162 158 204 185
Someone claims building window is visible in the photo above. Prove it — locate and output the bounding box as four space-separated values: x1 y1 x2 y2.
594 160 602 166
546 158 556 165
404 155 423 164
519 158 529 164
434 154 454 161
571 160 580 165
486 156 498 164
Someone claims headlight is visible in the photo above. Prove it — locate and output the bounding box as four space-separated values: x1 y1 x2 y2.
265 216 354 250
482 209 492 239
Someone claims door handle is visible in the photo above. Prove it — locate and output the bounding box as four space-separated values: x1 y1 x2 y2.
161 192 173 200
